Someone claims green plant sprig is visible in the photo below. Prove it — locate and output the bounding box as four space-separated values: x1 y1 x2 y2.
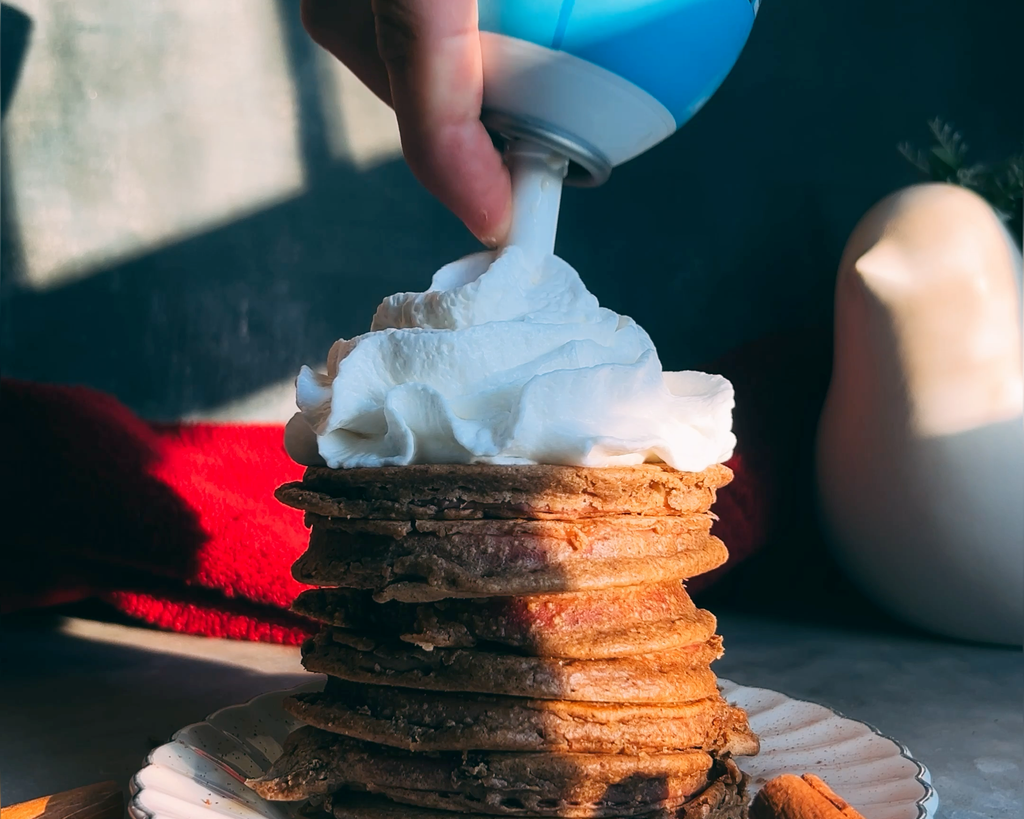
899 118 1022 246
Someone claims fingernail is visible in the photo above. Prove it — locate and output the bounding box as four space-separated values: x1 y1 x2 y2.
478 206 512 248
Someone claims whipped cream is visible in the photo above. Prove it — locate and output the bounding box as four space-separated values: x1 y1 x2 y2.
285 247 735 471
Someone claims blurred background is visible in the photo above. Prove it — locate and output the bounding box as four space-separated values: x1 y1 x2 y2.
1 0 1021 422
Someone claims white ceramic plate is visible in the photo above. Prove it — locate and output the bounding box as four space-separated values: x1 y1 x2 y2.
129 678 937 819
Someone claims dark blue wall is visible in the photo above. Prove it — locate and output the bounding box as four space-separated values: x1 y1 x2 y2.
2 0 1021 418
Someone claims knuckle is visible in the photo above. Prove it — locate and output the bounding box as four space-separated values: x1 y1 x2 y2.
301 0 372 49
299 0 333 42
372 0 421 64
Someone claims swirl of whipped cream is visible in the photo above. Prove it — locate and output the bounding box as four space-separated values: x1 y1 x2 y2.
285 247 735 471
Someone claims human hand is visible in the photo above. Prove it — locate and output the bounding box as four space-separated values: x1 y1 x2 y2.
301 0 513 246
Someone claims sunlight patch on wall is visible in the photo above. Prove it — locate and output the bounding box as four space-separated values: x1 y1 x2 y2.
6 0 306 292
183 375 308 423
314 47 403 170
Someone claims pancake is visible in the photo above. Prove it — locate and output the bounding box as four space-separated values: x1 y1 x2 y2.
248 726 716 816
285 679 759 756
301 629 723 703
291 582 718 659
292 517 727 602
266 461 754 818
276 462 732 521
316 767 748 819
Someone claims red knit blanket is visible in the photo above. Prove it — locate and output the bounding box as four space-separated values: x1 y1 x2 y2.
1 376 774 644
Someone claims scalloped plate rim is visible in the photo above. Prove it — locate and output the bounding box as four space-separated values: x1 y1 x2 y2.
129 678 938 819
717 679 936 817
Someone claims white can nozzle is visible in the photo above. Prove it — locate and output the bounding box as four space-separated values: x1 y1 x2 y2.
504 139 569 260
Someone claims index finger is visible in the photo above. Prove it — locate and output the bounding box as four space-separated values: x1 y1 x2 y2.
373 0 512 246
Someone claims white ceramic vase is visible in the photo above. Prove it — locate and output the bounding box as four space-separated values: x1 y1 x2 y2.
816 183 1023 645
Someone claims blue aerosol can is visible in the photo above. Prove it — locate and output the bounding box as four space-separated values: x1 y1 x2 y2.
479 0 760 187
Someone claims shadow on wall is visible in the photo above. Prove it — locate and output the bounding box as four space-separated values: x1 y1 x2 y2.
1 0 1021 420
0 3 31 116
1 3 31 307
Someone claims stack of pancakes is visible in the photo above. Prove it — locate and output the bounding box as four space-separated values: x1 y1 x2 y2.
249 463 758 819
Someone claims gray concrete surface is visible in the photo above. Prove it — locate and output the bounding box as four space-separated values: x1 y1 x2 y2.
2 0 1022 420
714 615 1024 819
1 613 1019 817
